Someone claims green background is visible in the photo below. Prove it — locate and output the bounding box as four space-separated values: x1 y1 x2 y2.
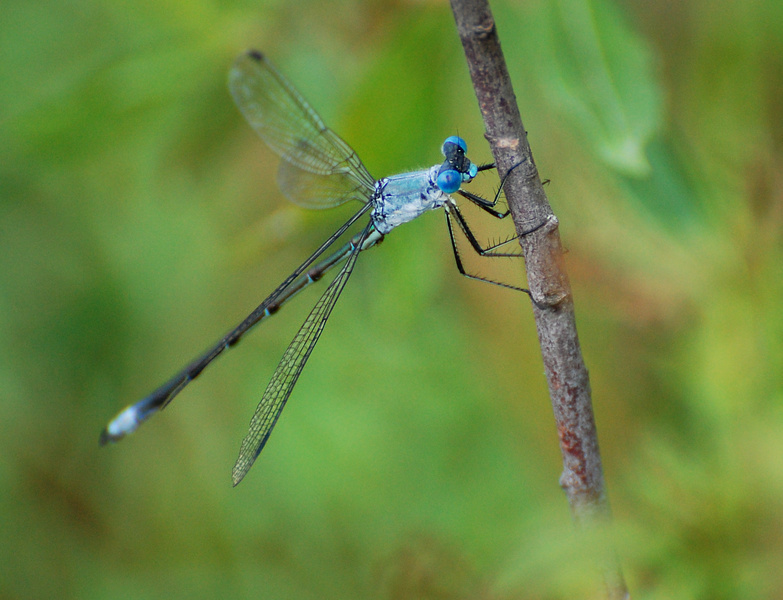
2 0 782 598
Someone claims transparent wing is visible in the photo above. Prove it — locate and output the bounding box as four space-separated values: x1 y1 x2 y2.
231 222 372 486
275 160 372 210
229 50 375 208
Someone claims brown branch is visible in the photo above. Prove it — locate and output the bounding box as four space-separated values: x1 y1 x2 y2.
448 1 628 598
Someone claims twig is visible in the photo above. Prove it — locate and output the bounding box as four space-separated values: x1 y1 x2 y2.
448 1 629 598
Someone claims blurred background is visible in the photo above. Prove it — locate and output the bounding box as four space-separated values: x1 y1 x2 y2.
2 0 782 598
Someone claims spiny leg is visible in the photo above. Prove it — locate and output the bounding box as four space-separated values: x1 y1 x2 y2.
445 159 550 305
457 158 549 244
456 160 520 218
445 203 531 296
445 207 550 311
458 160 550 220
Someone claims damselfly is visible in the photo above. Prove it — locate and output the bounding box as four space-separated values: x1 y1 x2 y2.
100 50 541 486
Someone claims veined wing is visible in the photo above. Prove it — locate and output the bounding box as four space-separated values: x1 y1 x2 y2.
231 221 373 486
229 50 375 208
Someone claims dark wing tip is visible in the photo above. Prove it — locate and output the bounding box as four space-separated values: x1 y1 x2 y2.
99 428 114 446
246 49 264 62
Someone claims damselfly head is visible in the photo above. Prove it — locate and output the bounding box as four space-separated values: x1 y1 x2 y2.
437 136 478 193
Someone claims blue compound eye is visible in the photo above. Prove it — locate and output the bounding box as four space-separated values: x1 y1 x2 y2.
442 135 468 156
437 168 462 194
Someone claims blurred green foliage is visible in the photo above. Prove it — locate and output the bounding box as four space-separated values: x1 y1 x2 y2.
2 0 782 598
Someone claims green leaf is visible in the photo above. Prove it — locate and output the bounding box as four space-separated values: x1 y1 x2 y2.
536 0 663 176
